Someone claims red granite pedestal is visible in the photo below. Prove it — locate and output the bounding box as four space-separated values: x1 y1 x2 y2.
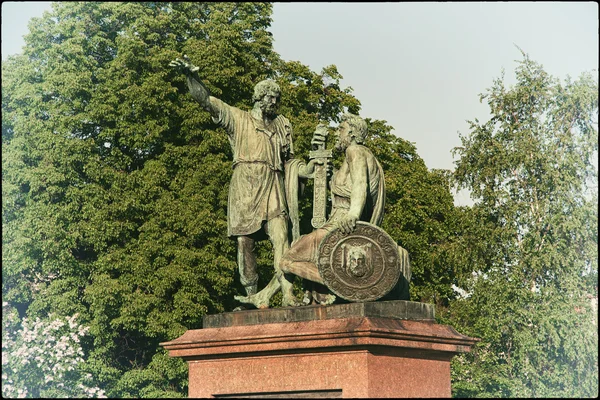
161 301 478 398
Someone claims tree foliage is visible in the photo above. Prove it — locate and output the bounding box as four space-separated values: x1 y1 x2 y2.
444 52 598 397
2 2 460 397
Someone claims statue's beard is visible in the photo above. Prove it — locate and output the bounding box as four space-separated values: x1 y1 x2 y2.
262 105 277 118
334 140 347 152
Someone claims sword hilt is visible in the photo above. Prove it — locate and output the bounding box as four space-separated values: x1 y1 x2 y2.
309 142 332 229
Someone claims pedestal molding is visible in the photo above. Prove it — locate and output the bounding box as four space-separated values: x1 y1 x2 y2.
161 317 478 360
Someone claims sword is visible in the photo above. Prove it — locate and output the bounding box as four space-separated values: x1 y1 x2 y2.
309 124 332 229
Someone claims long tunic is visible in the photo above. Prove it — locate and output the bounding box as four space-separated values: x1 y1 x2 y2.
210 97 293 236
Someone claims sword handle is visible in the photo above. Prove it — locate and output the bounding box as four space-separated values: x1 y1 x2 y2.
309 148 332 229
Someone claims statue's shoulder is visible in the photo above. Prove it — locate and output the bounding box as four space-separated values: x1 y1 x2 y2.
345 144 371 158
211 96 245 116
275 114 291 125
274 114 292 134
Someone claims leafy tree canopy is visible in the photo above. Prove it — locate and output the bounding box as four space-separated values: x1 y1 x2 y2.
443 50 598 397
2 2 460 397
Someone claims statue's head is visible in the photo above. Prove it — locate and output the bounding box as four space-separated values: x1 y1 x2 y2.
252 79 281 118
341 113 368 143
335 113 368 151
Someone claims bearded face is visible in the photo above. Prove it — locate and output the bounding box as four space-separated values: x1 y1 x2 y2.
259 90 280 118
347 247 368 277
344 244 374 278
334 121 352 152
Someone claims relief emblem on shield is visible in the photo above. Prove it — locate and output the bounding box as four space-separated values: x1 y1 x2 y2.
342 243 372 278
318 222 401 302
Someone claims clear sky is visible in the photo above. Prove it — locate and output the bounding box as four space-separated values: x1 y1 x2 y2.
2 2 599 205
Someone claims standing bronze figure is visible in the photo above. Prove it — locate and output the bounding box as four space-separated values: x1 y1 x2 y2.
169 56 321 308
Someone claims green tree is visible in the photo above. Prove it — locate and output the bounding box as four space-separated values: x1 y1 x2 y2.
443 51 598 397
3 2 463 397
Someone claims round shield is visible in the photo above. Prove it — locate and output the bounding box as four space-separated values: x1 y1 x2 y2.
317 221 401 302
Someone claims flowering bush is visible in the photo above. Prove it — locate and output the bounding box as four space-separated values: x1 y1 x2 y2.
2 302 105 398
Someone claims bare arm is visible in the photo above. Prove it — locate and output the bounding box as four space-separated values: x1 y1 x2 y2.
347 146 368 220
169 56 217 114
339 146 368 233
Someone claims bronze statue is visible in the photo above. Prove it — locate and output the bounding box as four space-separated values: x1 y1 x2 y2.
279 113 410 304
170 56 410 308
169 56 322 308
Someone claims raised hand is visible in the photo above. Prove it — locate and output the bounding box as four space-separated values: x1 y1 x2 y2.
168 55 199 75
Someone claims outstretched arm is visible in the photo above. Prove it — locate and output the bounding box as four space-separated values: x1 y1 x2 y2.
169 56 215 114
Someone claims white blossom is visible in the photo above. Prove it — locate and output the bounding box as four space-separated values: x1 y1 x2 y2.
2 305 104 398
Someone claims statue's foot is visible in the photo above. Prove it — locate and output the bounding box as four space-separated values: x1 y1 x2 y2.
234 294 269 309
281 294 303 307
302 290 313 306
244 284 258 297
321 293 336 305
314 292 336 305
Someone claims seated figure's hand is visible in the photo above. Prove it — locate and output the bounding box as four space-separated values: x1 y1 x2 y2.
337 215 358 234
169 55 199 75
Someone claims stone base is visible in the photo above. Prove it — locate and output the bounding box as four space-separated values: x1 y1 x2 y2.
160 301 478 398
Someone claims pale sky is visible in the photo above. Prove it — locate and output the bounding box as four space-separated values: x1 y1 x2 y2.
2 2 599 205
